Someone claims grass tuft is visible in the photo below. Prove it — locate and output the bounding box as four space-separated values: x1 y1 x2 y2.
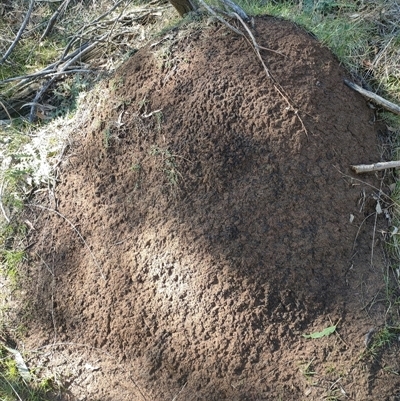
0 344 57 401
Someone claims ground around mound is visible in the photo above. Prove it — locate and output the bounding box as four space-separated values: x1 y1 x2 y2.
17 16 400 400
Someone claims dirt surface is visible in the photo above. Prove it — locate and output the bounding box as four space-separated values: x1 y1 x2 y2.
18 16 400 400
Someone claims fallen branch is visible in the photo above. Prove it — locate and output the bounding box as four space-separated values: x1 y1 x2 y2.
219 0 249 21
351 160 400 174
0 0 35 65
0 67 92 85
40 0 72 40
0 1 167 119
0 100 12 120
29 76 57 122
344 79 400 115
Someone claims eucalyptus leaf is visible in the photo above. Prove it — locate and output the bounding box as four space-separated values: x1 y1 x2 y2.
4 345 31 382
302 325 337 339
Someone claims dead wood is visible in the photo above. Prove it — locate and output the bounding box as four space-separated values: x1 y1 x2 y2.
0 0 35 65
219 0 249 21
197 0 244 36
0 0 167 120
351 160 400 174
344 79 400 115
40 0 72 40
168 0 197 16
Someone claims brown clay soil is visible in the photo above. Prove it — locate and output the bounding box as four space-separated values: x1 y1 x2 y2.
17 16 400 400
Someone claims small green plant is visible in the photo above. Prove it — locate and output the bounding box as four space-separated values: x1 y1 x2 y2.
50 74 91 119
138 96 150 112
110 76 125 91
130 162 143 189
130 163 141 172
150 146 181 186
154 110 163 133
153 37 174 70
323 392 342 401
360 326 400 361
103 127 112 149
325 365 336 375
368 327 399 355
1 249 25 284
299 358 316 382
0 345 57 401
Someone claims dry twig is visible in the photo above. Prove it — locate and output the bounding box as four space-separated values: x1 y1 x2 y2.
351 160 400 174
344 79 400 115
0 0 168 120
0 0 35 65
219 0 249 21
232 12 309 136
40 0 72 40
197 0 244 36
195 1 308 136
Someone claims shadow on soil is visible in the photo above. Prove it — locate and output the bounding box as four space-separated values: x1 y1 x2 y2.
16 15 400 400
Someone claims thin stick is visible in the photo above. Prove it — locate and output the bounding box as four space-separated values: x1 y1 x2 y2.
197 0 244 36
0 70 57 84
0 67 91 84
0 0 35 65
29 76 57 122
344 79 400 115
0 180 10 223
40 0 72 40
257 44 286 57
28 203 106 280
335 166 393 203
0 372 23 401
233 13 271 77
0 100 12 120
129 373 149 401
351 160 400 174
232 12 309 136
371 200 378 267
218 0 249 21
352 212 375 252
171 382 187 401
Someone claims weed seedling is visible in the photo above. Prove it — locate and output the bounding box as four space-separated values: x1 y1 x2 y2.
130 163 141 172
154 110 163 133
103 127 111 149
0 249 25 285
300 358 316 382
150 146 181 186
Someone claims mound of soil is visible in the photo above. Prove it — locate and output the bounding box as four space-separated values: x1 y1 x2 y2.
21 16 400 400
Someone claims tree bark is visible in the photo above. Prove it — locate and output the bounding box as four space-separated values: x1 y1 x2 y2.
168 0 197 16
